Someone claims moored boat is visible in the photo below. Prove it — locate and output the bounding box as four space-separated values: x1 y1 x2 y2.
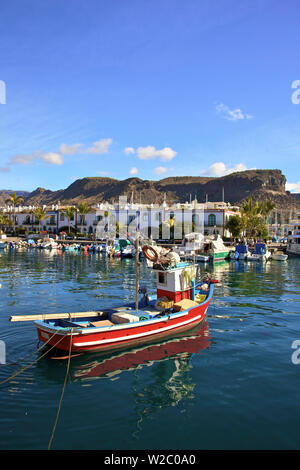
10 244 216 355
175 232 205 261
230 243 251 261
199 235 230 262
250 243 271 262
119 239 135 258
272 251 288 261
40 237 58 249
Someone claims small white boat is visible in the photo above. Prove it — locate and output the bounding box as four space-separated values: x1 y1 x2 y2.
195 254 210 262
230 243 252 261
250 243 271 262
175 232 205 261
272 251 288 261
40 238 58 249
121 244 136 258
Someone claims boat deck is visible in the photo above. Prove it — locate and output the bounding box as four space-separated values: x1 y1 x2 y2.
35 292 210 332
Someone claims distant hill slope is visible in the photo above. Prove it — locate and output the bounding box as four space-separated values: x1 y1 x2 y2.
0 190 30 206
2 170 299 209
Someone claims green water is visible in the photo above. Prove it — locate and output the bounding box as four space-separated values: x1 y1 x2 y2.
0 249 299 450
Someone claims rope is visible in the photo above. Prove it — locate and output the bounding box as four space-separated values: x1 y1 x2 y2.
2 331 59 367
0 333 65 386
48 328 73 450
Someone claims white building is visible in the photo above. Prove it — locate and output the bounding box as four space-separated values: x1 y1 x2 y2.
2 200 240 240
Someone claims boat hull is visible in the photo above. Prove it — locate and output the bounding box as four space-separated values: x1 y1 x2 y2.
272 254 288 261
35 297 211 355
212 251 230 261
250 252 271 262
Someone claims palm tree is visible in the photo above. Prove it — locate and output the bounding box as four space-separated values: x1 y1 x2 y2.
62 206 75 235
5 192 24 234
77 202 90 234
33 208 48 233
240 197 271 239
259 200 276 225
0 214 12 233
240 197 261 217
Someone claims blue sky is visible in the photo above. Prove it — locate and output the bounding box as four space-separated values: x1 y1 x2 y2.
0 0 300 192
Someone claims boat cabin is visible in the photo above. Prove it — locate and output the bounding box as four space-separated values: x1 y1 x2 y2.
253 243 266 254
155 263 196 303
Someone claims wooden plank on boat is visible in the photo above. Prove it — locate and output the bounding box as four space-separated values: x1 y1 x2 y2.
9 311 106 322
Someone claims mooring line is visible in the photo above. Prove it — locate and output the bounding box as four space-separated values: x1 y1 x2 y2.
0 334 65 386
48 328 73 450
2 332 59 367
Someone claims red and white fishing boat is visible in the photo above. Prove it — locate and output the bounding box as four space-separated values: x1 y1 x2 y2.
10 244 217 355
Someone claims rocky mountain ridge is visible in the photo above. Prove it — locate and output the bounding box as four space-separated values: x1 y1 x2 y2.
1 170 299 209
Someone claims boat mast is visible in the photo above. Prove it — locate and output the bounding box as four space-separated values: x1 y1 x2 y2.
135 206 141 311
135 235 139 311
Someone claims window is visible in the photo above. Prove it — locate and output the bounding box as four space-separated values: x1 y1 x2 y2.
158 272 167 285
208 214 216 226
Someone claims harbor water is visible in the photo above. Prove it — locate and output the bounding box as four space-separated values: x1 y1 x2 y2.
0 249 299 450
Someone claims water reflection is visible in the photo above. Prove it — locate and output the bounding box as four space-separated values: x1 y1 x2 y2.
38 319 211 437
69 320 210 381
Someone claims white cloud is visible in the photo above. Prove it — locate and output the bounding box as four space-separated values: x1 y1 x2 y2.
286 182 300 193
216 102 253 121
154 166 168 176
40 152 63 165
129 167 138 175
205 161 253 177
135 146 177 161
124 147 135 155
87 138 112 154
9 150 63 166
6 137 113 169
59 143 82 155
10 154 35 165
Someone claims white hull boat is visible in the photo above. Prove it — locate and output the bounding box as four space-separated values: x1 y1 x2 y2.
230 243 254 261
272 251 288 261
250 243 271 262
